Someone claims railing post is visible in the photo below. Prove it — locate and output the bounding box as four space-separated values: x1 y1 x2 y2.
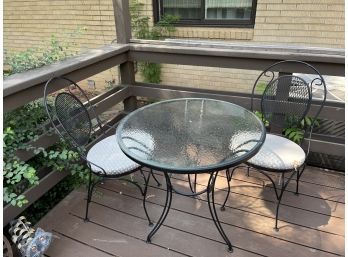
270 72 292 134
113 0 137 112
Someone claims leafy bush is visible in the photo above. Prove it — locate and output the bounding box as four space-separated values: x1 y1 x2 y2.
4 28 85 76
3 31 89 208
3 100 90 208
255 110 319 144
139 62 161 83
283 116 319 144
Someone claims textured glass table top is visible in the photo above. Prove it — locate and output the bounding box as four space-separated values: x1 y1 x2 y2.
116 98 265 173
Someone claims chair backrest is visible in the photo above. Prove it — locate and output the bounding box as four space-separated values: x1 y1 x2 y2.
251 60 327 132
43 77 102 151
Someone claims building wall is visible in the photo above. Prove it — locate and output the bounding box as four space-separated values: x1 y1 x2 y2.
3 0 118 90
4 0 116 51
157 0 345 48
4 0 345 93
135 0 344 93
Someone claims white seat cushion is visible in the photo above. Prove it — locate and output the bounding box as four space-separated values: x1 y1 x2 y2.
87 135 140 176
247 134 305 170
120 130 155 159
229 131 263 155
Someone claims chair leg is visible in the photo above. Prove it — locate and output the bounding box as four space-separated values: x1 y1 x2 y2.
295 164 306 195
274 198 281 232
84 170 93 222
256 169 297 231
274 174 286 231
295 168 300 195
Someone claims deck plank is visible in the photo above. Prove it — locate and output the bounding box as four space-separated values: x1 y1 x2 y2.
169 172 345 219
37 166 344 257
294 166 344 190
69 204 259 257
228 169 345 204
138 171 344 236
71 198 338 257
150 166 345 204
99 180 344 256
45 232 114 257
51 214 188 257
159 176 344 236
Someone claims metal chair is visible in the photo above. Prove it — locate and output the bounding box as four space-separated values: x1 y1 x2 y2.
221 60 327 231
43 76 160 224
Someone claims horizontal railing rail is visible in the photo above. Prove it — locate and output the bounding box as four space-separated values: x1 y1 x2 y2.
129 40 345 76
3 41 345 225
3 44 129 113
129 83 344 156
131 83 345 122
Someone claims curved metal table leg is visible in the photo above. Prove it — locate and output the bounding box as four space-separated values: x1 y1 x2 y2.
150 169 161 187
221 168 237 211
140 169 154 226
146 172 173 243
188 173 198 194
207 171 233 252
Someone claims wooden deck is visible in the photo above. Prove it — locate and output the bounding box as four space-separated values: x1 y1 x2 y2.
38 166 344 257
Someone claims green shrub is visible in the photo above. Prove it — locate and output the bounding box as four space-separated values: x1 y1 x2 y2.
283 116 319 144
130 0 178 83
3 100 90 208
4 28 85 76
3 30 89 208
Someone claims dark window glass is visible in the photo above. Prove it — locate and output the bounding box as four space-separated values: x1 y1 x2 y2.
157 0 257 27
163 0 201 20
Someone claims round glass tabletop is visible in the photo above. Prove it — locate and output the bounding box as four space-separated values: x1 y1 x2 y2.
116 98 266 173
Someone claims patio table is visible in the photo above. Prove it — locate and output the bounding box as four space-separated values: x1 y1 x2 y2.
116 98 266 252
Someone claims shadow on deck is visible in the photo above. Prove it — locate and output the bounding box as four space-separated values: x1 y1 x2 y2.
38 166 344 257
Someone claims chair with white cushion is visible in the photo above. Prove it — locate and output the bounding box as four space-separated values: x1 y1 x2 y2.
221 60 327 231
43 77 160 224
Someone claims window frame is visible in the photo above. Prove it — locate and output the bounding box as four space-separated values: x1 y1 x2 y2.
153 0 258 28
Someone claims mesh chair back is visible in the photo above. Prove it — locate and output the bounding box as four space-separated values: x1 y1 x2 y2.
251 60 327 131
44 77 101 151
261 75 311 128
55 92 92 147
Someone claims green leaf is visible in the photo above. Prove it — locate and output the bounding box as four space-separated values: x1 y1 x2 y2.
305 117 312 126
59 152 67 160
284 128 293 137
289 131 297 139
314 119 320 127
5 172 14 178
17 195 25 200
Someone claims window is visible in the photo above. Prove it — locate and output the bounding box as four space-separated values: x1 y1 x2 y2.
155 0 258 27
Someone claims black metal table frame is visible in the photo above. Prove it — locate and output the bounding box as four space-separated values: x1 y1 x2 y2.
116 98 267 253
144 169 233 252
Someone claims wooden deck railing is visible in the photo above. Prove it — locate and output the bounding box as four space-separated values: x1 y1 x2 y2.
3 39 345 225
